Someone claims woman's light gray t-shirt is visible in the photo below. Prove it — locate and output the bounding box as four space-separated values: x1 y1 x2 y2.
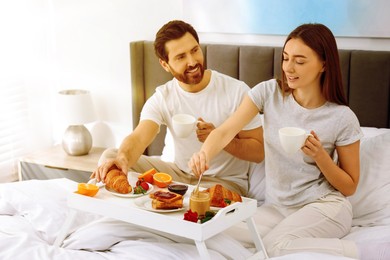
248 79 363 207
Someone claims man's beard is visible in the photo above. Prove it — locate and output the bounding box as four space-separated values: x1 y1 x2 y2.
170 63 205 85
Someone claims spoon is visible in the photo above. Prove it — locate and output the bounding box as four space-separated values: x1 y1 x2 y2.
193 173 203 196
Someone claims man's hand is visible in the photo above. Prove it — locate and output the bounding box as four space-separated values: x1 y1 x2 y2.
196 118 215 143
90 120 159 183
90 157 128 183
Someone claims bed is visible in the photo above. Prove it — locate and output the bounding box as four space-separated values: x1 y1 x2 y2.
1 41 389 259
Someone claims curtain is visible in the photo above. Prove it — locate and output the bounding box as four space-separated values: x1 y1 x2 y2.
0 79 29 182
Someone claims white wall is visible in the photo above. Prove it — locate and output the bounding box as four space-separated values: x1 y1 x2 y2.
2 0 390 154
48 0 390 149
199 33 390 51
47 0 183 149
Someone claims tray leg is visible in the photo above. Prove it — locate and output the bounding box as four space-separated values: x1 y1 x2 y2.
53 209 77 247
246 217 269 259
194 240 211 260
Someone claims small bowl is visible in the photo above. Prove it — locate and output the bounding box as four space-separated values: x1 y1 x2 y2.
168 184 188 196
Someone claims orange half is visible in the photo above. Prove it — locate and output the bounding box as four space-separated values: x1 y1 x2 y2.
138 168 156 184
153 172 172 188
77 183 99 197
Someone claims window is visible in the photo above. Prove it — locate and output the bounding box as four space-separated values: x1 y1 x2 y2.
0 79 29 182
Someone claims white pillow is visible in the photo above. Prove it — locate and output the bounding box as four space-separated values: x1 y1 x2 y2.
349 129 390 226
360 126 390 140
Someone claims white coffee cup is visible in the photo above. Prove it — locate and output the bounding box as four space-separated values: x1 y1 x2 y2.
172 114 197 138
278 127 313 154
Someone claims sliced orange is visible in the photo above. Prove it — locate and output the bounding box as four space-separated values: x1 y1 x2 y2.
138 168 157 184
153 172 172 188
77 183 99 197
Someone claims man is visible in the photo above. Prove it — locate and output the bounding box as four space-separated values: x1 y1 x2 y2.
92 20 264 195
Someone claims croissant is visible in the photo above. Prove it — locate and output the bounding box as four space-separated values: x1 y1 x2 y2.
105 169 132 194
206 184 242 207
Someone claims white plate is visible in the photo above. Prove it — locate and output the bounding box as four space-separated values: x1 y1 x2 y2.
134 196 187 213
105 183 154 198
87 178 105 188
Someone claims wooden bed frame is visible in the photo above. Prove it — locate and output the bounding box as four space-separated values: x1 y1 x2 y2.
130 41 390 155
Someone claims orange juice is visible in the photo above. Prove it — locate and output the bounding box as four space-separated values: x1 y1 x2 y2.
190 191 210 218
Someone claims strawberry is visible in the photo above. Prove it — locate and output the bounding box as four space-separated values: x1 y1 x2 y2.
133 180 149 194
140 182 149 191
183 209 198 223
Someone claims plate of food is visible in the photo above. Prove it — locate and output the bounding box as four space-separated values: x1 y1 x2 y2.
134 191 187 213
104 169 154 198
105 182 153 198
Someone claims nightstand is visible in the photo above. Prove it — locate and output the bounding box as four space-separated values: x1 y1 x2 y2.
18 145 106 182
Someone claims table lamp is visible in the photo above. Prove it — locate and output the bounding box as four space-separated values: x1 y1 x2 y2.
58 89 96 156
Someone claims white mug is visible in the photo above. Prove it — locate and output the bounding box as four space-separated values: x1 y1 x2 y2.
172 114 197 138
278 127 313 154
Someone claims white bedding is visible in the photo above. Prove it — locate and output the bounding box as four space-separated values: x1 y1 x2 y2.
0 178 230 260
0 178 358 260
1 127 389 260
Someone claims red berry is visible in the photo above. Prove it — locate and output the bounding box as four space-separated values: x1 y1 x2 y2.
183 209 198 223
140 182 149 191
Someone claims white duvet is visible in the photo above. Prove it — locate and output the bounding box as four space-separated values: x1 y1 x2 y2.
0 178 386 260
0 178 258 260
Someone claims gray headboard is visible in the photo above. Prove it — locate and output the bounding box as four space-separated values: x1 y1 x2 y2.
130 41 390 155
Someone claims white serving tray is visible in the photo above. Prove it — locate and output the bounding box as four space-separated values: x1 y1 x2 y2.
68 187 257 241
54 173 268 259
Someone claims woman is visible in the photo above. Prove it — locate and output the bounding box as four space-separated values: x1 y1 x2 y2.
189 23 367 258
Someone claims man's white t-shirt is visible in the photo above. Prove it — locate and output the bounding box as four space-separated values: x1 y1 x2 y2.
140 70 262 189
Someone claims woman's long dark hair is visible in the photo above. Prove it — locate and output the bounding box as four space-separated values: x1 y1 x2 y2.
281 23 348 106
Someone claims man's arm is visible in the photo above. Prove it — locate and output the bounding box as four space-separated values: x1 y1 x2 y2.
197 119 264 163
117 120 160 168
92 120 159 182
223 126 264 163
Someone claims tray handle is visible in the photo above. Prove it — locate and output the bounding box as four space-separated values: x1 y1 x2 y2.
213 202 241 219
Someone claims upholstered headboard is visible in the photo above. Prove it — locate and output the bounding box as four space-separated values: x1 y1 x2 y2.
130 41 390 155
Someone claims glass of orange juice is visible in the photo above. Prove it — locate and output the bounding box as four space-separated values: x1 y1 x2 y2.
189 190 210 219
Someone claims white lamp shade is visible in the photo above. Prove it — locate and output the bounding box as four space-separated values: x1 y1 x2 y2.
58 89 96 125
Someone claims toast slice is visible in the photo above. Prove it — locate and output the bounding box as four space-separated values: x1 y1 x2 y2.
149 191 183 209
149 191 182 203
151 197 183 209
